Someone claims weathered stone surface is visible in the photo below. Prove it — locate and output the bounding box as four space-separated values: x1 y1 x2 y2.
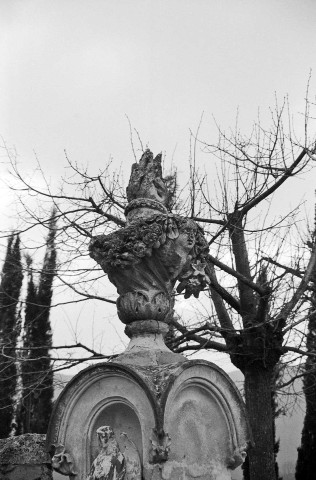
118 320 186 366
0 465 51 480
126 151 168 205
86 425 141 480
161 362 249 480
89 150 210 334
0 434 52 480
0 434 50 464
47 360 250 480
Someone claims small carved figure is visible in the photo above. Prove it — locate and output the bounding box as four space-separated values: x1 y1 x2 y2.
87 426 141 480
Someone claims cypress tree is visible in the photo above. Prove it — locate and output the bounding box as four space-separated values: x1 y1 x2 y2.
295 220 316 479
18 257 40 433
19 212 57 433
0 235 23 438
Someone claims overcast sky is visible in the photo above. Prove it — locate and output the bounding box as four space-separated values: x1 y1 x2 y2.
2 1 316 169
1 0 316 370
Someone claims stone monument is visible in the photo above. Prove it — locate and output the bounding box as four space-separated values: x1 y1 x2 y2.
46 150 250 480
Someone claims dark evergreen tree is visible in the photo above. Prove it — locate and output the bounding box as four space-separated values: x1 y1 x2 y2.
0 235 23 438
18 257 40 433
19 212 57 433
296 220 316 480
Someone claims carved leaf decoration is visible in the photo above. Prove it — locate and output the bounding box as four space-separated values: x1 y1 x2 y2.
149 430 171 463
90 215 173 269
177 261 210 298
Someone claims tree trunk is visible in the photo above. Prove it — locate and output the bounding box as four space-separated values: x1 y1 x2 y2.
244 366 276 480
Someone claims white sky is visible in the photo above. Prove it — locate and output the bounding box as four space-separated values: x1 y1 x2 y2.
1 0 316 372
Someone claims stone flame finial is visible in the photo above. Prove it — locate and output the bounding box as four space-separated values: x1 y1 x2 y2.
126 150 168 205
125 150 169 223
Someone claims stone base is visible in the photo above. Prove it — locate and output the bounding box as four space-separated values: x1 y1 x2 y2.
47 360 250 480
0 434 52 480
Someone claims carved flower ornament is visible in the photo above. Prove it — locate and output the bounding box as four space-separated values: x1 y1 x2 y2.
177 260 211 299
89 214 209 299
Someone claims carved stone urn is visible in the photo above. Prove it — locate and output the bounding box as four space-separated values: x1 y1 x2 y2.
46 151 251 480
89 150 210 365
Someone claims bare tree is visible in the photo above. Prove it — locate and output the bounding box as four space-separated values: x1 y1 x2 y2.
169 98 316 480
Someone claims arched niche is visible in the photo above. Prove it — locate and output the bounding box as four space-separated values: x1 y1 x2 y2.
162 361 250 480
166 382 231 467
88 399 143 467
47 363 156 479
